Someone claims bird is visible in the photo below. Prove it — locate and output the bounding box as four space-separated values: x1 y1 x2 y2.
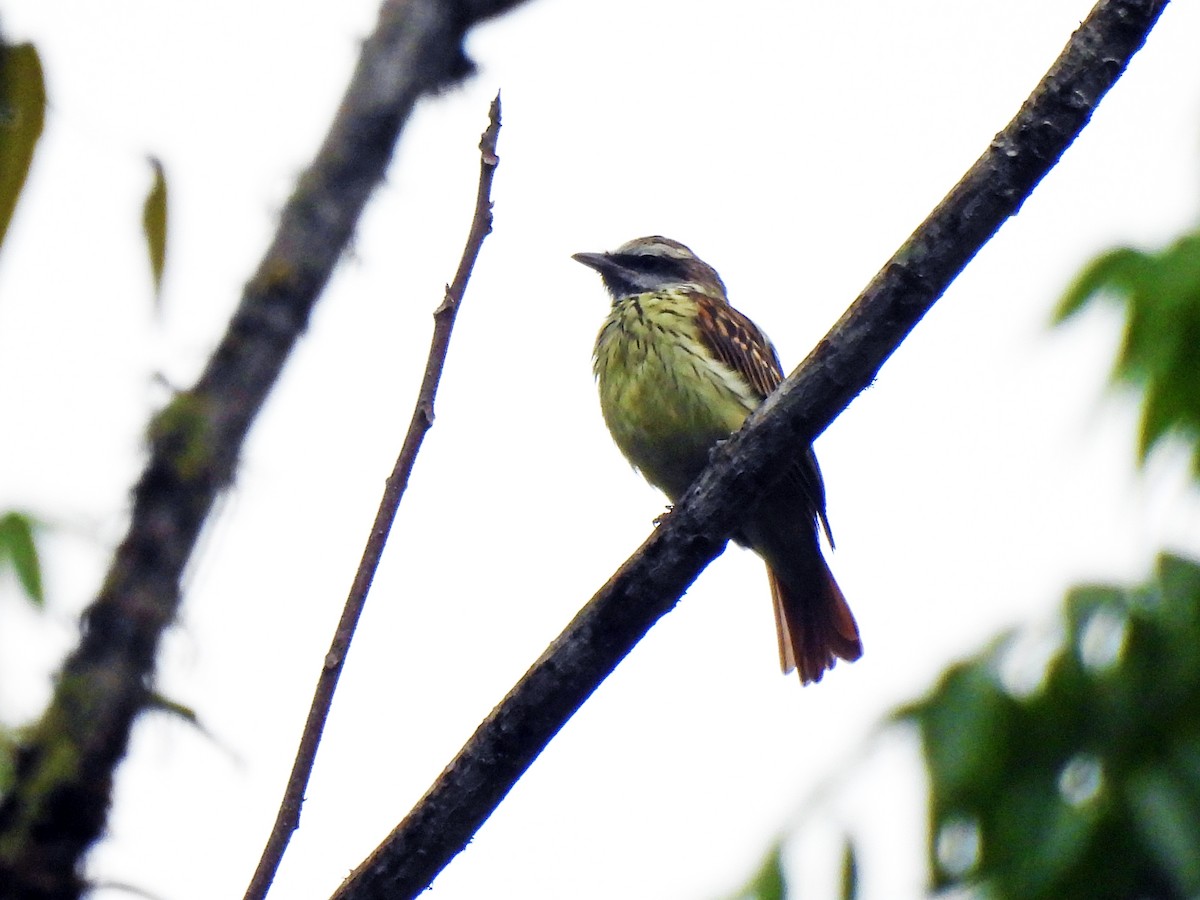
573 235 862 684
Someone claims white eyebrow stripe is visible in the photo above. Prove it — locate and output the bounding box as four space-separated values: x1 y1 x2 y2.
615 236 696 260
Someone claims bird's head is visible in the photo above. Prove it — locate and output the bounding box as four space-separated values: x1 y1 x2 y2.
573 236 728 301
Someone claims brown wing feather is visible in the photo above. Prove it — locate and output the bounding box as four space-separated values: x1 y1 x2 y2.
690 293 784 401
691 292 834 544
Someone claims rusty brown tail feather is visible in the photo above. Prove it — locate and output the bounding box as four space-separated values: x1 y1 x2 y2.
769 562 862 685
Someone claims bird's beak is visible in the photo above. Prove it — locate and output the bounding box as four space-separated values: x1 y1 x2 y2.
571 251 611 273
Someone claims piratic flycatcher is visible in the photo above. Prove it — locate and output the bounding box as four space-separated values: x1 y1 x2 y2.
573 235 862 684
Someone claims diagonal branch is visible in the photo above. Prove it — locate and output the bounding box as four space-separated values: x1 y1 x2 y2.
243 94 502 900
329 2 1170 898
0 2 529 898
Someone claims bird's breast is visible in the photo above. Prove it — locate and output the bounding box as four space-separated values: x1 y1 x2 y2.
593 293 759 501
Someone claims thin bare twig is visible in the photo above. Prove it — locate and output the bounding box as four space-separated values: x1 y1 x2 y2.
243 95 501 900
0 1 528 896
330 2 1170 898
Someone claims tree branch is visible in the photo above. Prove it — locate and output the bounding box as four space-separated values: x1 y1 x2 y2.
329 2 1170 898
0 2 530 897
243 94 502 900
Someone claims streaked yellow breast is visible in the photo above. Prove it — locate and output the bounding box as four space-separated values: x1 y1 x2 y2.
593 290 760 502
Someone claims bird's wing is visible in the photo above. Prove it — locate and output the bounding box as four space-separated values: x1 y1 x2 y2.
691 293 783 401
691 292 835 545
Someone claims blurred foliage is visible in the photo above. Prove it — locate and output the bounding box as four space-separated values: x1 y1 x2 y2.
727 842 786 900
0 509 43 804
885 221 1200 898
0 510 42 607
724 838 859 900
889 223 1200 898
840 840 859 900
899 555 1200 899
0 38 44 255
142 156 168 308
1055 232 1200 473
0 725 13 795
0 509 43 797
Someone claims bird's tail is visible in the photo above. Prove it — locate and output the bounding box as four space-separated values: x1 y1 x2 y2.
768 559 862 685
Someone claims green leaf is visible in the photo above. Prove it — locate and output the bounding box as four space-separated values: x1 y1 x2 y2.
0 726 14 794
146 690 231 754
727 842 786 900
989 782 1094 898
1126 765 1200 894
840 839 859 900
1137 376 1175 463
911 659 1013 805
1158 554 1200 622
1053 246 1149 323
142 156 168 308
0 41 45 254
146 691 199 728
1056 233 1200 473
0 510 43 606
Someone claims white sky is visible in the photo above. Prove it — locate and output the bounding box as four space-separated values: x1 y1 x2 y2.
2 1 1200 898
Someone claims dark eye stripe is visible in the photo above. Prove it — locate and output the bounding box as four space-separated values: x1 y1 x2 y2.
622 254 684 277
